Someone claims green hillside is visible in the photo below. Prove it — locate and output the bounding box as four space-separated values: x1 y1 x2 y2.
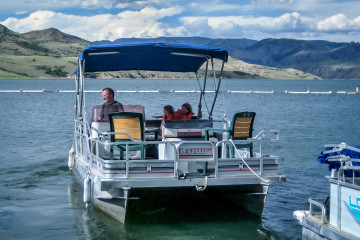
0 25 91 78
0 54 78 78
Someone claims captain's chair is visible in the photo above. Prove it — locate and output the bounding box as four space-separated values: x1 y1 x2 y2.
205 112 256 157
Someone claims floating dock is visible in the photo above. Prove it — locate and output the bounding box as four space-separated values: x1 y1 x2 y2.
228 90 275 94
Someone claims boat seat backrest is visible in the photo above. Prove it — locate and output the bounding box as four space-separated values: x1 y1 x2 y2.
162 119 213 138
109 112 144 141
231 112 256 140
92 104 145 122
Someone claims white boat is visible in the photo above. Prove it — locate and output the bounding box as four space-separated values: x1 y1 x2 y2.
69 42 286 223
294 143 360 240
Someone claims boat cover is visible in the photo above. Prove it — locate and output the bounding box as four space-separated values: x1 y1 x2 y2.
318 146 360 177
78 42 228 73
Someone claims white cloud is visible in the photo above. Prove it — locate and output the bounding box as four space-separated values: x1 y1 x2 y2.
80 0 113 9
0 0 132 14
118 6 181 20
249 0 360 20
180 18 214 36
254 12 304 31
179 11 360 41
317 13 360 31
1 2 360 42
188 2 243 13
115 0 171 9
1 7 183 41
15 10 28 15
2 11 59 33
181 12 306 37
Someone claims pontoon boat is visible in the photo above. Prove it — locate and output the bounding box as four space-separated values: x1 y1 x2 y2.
69 43 286 222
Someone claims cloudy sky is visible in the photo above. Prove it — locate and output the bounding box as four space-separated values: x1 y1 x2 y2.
1 0 359 42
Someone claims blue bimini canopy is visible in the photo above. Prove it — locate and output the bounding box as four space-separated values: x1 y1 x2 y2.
78 42 228 73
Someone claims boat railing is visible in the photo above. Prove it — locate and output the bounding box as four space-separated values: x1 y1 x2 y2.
97 131 141 142
81 127 280 180
253 129 280 142
337 164 360 185
89 137 176 178
213 137 279 181
308 198 328 224
323 142 360 154
73 119 93 164
215 129 279 158
322 143 360 185
89 133 214 161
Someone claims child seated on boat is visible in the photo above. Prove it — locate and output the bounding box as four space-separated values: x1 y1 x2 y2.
153 103 202 120
162 105 175 120
152 105 175 120
174 103 202 120
163 105 175 120
174 102 194 120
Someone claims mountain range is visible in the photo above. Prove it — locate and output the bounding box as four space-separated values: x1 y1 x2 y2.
96 37 360 79
1 24 359 79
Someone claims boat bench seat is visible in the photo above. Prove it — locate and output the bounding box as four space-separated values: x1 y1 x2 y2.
162 119 213 139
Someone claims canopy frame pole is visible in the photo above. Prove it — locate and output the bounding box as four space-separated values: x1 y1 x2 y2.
200 58 208 106
74 69 79 121
73 69 79 154
196 57 210 118
75 59 83 157
77 59 88 139
209 59 225 118
81 60 87 125
78 59 84 120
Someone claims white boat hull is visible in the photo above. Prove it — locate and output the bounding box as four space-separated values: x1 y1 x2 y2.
73 154 281 222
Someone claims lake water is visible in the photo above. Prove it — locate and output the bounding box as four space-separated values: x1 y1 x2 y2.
0 78 360 240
